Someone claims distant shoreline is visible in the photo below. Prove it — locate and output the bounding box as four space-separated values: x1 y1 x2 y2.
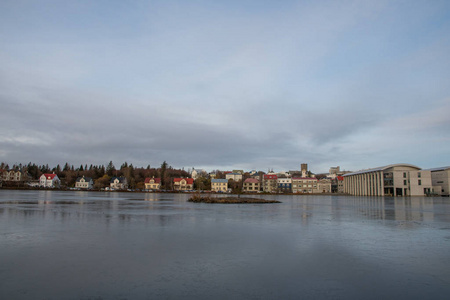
0 187 343 196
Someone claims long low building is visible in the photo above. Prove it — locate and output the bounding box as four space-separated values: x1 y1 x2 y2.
343 164 433 196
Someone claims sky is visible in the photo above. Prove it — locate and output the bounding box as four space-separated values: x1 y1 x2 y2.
1 0 450 173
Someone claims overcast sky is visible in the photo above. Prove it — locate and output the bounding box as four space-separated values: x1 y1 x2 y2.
1 0 449 173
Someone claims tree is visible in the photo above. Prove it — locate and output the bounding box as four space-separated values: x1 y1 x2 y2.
106 161 116 176
160 161 168 189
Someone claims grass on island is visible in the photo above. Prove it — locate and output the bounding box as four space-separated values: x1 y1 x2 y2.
188 194 281 204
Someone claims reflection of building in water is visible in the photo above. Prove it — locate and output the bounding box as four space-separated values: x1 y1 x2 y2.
343 164 433 196
423 166 450 196
342 196 435 223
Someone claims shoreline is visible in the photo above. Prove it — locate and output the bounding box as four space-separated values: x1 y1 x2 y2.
0 187 346 196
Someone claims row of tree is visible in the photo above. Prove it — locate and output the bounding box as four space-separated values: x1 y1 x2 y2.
1 161 192 190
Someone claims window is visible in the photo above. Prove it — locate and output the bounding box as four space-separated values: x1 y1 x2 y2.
403 172 407 178
418 172 421 178
404 180 407 185
418 180 421 186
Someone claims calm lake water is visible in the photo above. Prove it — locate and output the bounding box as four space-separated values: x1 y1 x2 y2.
1 190 449 300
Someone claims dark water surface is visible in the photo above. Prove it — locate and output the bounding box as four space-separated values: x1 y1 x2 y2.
1 190 449 299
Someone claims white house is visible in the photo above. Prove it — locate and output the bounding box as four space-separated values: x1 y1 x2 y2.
75 176 93 189
39 173 61 188
110 177 128 190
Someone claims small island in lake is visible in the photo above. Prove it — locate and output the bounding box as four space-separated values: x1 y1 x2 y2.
188 195 281 204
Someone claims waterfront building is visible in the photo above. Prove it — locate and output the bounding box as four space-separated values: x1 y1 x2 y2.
1 169 27 182
110 177 128 190
318 178 332 193
292 177 318 193
277 178 292 193
39 173 60 188
425 166 450 196
343 164 432 196
337 176 344 193
144 177 161 190
263 174 278 192
173 178 194 191
211 179 228 192
75 176 93 189
243 178 260 193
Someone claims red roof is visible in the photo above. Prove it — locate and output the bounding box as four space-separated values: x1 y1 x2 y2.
174 178 194 184
244 178 259 183
264 174 278 180
144 177 161 183
337 176 344 181
43 173 57 180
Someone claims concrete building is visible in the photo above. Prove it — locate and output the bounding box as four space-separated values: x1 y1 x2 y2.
277 178 292 193
75 176 93 189
425 166 450 196
318 178 332 193
243 178 260 193
263 174 278 192
343 164 432 196
211 179 228 192
292 177 318 193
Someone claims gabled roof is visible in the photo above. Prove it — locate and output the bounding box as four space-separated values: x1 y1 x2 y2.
110 176 126 183
76 176 92 182
145 177 161 183
174 178 194 184
244 178 259 184
42 173 57 180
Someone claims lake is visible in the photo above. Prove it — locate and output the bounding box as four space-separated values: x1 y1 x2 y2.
1 190 449 299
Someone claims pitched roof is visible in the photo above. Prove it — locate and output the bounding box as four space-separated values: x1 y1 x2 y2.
110 176 126 183
76 176 92 182
244 178 259 183
43 173 57 180
145 177 161 183
174 178 194 184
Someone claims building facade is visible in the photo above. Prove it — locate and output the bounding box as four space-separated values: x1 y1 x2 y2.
318 178 332 193
144 177 161 190
243 178 260 193
173 178 194 191
211 179 228 192
263 174 278 192
277 178 292 193
39 173 60 188
343 164 432 196
226 173 243 181
292 177 318 193
75 176 93 189
427 166 450 196
110 177 128 190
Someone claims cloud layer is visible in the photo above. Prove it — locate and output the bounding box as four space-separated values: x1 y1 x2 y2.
1 0 450 172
